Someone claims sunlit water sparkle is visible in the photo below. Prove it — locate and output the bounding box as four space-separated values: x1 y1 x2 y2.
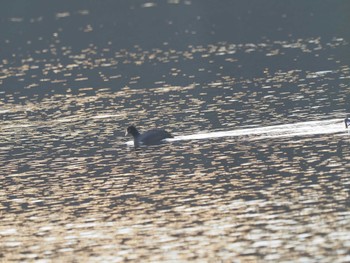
1 1 350 262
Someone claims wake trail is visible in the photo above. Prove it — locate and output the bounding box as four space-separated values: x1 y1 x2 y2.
167 119 346 142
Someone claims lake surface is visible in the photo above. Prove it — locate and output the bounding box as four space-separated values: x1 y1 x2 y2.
1 1 350 262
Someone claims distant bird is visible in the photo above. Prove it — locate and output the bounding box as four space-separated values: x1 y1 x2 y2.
125 125 173 147
345 118 350 129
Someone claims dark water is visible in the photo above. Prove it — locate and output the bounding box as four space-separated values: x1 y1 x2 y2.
1 1 350 262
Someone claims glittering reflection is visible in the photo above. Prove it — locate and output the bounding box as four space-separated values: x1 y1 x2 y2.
1 22 350 262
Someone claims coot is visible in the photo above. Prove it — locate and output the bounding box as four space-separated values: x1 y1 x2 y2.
125 125 173 147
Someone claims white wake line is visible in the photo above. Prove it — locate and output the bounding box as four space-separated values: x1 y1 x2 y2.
126 119 347 145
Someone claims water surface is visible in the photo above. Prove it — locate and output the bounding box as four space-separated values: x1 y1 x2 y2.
1 1 350 262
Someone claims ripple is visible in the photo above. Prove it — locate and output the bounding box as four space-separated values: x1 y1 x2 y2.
1 4 350 261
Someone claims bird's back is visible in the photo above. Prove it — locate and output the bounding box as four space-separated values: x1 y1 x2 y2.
138 129 173 145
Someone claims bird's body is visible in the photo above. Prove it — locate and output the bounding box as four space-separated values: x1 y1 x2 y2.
345 118 350 129
125 125 173 147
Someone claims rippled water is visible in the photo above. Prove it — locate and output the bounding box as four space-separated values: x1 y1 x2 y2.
1 1 350 262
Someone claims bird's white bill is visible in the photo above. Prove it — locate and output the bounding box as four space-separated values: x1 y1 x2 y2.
125 130 129 136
